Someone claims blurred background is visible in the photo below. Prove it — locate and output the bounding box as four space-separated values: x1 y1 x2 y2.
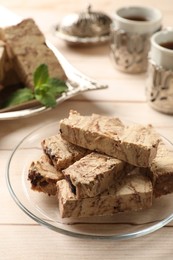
0 0 172 35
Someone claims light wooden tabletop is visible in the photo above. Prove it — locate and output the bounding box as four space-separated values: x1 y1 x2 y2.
1 1 173 259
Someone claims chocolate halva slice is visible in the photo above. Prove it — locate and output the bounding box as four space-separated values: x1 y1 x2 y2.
41 133 88 171
150 141 173 197
2 18 66 89
0 40 20 86
57 168 153 218
60 111 160 167
28 154 63 196
0 40 6 81
63 152 126 198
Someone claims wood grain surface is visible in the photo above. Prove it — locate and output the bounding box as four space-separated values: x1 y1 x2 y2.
1 1 173 259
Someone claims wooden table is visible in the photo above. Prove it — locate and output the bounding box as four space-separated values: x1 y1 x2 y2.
1 1 173 259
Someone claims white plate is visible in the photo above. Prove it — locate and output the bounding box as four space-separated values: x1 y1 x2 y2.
6 120 173 240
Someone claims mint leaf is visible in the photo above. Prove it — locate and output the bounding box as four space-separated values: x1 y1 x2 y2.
34 64 49 87
34 82 60 108
34 79 67 108
4 88 34 107
35 91 57 107
47 78 68 94
34 83 49 96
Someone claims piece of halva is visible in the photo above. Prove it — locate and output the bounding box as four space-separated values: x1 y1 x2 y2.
150 141 173 197
60 111 160 167
28 154 63 196
63 152 126 198
41 133 88 171
3 18 66 89
57 168 153 218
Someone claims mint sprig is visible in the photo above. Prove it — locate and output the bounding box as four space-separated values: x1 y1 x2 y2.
4 64 68 108
34 64 67 107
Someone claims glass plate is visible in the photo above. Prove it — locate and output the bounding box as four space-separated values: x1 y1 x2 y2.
6 121 173 240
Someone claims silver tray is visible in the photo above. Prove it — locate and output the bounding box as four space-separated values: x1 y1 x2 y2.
0 41 108 120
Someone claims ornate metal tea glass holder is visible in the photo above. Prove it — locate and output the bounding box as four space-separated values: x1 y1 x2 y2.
146 60 173 114
110 27 151 73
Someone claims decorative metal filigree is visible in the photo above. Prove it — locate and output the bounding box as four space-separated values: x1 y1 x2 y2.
110 28 150 73
146 61 173 114
58 5 112 38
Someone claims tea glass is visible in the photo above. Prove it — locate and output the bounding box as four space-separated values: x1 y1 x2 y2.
110 6 162 73
146 29 173 114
